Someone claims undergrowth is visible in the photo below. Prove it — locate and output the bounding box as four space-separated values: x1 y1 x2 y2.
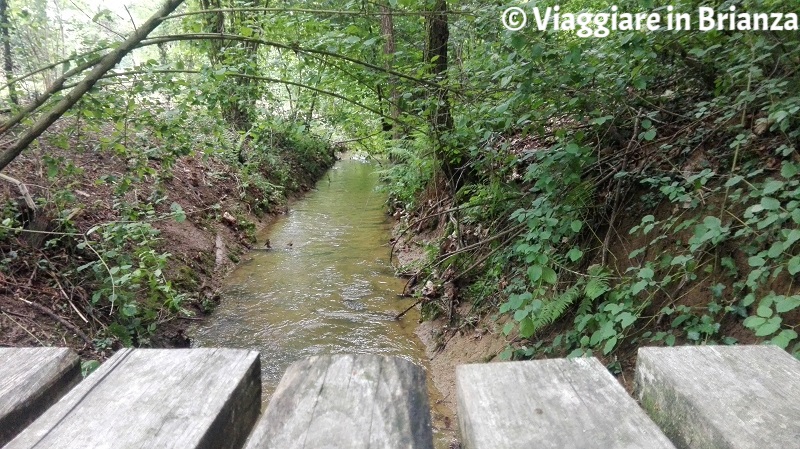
0 75 335 351
388 0 800 364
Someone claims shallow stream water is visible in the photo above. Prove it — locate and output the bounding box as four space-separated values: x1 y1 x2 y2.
192 158 451 446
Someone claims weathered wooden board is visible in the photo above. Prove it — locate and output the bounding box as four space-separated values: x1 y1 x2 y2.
0 347 81 446
635 345 800 449
3 348 261 449
457 357 676 449
244 354 434 449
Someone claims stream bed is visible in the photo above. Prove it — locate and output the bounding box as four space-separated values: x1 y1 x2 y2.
192 158 452 446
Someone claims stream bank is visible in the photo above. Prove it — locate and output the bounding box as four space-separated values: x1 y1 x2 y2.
392 222 507 439
190 158 458 448
0 119 336 360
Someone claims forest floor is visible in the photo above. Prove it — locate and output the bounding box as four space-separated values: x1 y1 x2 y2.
0 120 335 362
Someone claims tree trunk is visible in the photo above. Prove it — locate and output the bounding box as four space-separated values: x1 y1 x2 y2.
0 0 18 106
426 0 457 181
0 0 185 171
380 4 400 139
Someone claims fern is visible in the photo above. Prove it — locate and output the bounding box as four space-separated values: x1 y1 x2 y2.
585 276 610 301
531 285 581 332
584 265 611 300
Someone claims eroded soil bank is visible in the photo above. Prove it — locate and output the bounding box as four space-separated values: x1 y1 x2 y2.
0 122 336 361
392 222 507 446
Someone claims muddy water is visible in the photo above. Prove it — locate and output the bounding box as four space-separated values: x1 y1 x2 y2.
192 159 452 446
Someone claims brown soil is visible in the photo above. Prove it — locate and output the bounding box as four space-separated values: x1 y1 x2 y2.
392 212 508 447
0 121 330 361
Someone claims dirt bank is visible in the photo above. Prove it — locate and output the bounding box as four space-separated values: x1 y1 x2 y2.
0 122 336 361
392 221 507 447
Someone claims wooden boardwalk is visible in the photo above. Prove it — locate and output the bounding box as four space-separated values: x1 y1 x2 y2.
0 346 797 448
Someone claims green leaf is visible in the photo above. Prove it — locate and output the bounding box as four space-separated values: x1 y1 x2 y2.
638 267 654 280
170 202 186 223
567 348 586 358
585 278 609 300
748 256 766 267
788 256 800 275
767 241 784 258
591 116 613 125
775 295 800 313
519 317 536 338
603 336 618 355
762 180 785 195
630 279 648 295
570 220 583 232
567 247 583 262
642 129 656 141
755 316 782 337
618 311 637 328
781 162 798 179
771 329 798 349
541 267 558 284
504 294 523 312
756 303 773 318
725 175 744 187
785 229 800 247
108 323 133 346
761 197 781 210
527 265 543 282
81 360 100 377
743 315 766 329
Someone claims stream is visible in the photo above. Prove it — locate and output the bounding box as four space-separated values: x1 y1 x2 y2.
192 158 452 447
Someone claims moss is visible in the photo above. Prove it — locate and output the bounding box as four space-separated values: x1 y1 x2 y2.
172 264 201 291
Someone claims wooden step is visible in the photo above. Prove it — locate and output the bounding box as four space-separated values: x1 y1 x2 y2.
0 347 81 446
243 354 434 449
456 357 676 449
635 345 800 449
3 348 260 449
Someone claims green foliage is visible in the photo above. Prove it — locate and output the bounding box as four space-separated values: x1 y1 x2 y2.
384 0 800 362
74 206 188 346
4 0 799 363
379 139 435 210
497 141 594 339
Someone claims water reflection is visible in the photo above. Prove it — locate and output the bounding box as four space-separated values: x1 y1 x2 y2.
192 159 425 396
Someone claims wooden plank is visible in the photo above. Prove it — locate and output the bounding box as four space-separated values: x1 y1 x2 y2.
244 354 434 449
3 348 261 449
635 345 800 449
456 358 676 449
0 347 81 446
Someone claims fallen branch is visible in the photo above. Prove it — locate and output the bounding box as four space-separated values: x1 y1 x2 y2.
601 109 641 266
20 298 94 348
0 172 36 210
394 296 425 320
